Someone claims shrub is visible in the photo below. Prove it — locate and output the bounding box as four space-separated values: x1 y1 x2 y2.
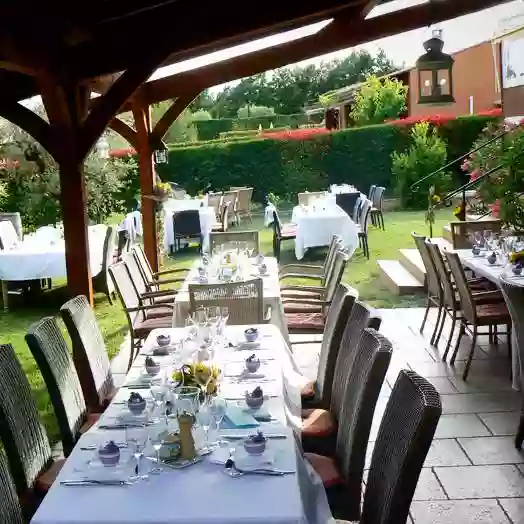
191 110 212 122
391 122 451 209
237 105 275 118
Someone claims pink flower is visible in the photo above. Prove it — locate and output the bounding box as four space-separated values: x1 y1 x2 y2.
469 168 481 181
489 200 500 218
461 160 470 172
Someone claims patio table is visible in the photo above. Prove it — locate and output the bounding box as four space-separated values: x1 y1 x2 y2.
0 225 106 310
291 203 358 260
456 249 523 389
30 325 333 524
172 257 291 346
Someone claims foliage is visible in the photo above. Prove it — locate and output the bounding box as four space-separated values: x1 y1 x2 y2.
466 121 524 229
191 110 212 122
350 75 408 127
425 185 441 236
391 122 451 209
150 104 197 143
237 105 275 119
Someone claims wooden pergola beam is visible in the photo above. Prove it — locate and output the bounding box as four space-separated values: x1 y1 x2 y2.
109 117 138 149
137 0 511 106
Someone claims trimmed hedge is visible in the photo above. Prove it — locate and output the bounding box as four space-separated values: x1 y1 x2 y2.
156 114 500 202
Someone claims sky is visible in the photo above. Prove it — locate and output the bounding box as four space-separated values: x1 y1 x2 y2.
198 0 524 94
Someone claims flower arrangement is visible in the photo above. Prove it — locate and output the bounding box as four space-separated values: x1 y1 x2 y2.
454 200 466 221
172 362 220 396
509 250 524 266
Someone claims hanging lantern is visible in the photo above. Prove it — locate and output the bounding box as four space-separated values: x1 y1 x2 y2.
416 29 455 105
96 136 110 159
153 148 168 164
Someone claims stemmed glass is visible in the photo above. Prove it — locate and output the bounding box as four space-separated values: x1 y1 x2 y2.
150 378 166 423
484 230 493 250
126 425 149 482
149 432 164 474
208 396 227 445
197 399 213 452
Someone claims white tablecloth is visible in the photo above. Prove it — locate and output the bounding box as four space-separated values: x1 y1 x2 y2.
164 207 215 253
456 249 521 390
31 325 334 524
329 184 357 194
172 257 290 346
0 225 106 280
164 197 206 212
291 204 359 260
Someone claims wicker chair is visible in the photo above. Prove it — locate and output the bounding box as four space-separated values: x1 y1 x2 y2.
370 186 385 230
272 209 296 262
109 262 173 371
92 225 116 303
305 329 393 521
335 193 360 220
357 199 372 259
25 317 97 457
445 250 511 380
188 278 268 325
284 249 348 333
499 276 524 448
207 192 223 220
122 252 176 308
413 233 442 343
368 185 376 204
0 344 64 513
60 295 116 413
449 219 502 249
280 235 342 294
173 210 202 252
298 284 356 408
234 187 253 222
0 452 24 523
209 230 259 253
301 302 383 452
336 370 441 524
132 244 188 290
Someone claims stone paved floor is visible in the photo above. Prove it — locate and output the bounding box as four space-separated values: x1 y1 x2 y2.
292 307 524 524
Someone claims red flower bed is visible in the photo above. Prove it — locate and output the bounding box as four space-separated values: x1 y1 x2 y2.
0 159 20 169
109 147 137 158
262 127 331 141
387 108 502 128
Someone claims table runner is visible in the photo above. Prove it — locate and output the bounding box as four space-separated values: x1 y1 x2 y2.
172 257 290 345
31 325 334 524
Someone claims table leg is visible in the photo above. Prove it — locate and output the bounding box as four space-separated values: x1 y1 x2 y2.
1 281 8 312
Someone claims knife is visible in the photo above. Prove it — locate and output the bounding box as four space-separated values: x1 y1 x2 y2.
98 423 152 430
219 433 287 440
60 479 130 486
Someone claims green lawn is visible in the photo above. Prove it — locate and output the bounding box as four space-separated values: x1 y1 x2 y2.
0 208 451 441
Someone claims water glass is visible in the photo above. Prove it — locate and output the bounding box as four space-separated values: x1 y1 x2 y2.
149 432 164 474
150 379 166 422
209 396 227 430
197 402 213 451
126 426 149 482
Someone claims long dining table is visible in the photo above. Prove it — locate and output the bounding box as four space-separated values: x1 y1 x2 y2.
30 325 332 524
456 249 523 390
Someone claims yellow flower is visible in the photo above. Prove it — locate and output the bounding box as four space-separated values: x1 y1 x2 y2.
432 194 441 203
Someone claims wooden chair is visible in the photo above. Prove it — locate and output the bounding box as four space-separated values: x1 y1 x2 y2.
25 317 99 457
188 278 269 325
173 210 202 252
445 250 511 380
209 230 259 253
207 192 223 220
499 276 524 449
0 452 24 523
301 302 383 453
234 187 253 222
272 209 296 262
284 249 349 333
60 295 116 413
92 225 116 303
212 201 230 233
368 184 376 204
222 190 239 226
0 344 65 514
132 244 188 290
335 192 360 219
370 185 385 230
335 370 441 524
304 329 392 521
449 219 502 249
297 285 356 408
109 262 173 371
357 199 372 259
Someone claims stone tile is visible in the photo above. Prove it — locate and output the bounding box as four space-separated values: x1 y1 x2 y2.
410 499 510 523
441 393 520 414
458 436 524 465
408 361 458 378
499 498 524 524
434 465 524 498
434 414 491 439
448 374 515 394
479 412 521 436
425 377 459 395
412 468 448 501
424 439 471 467
452 360 513 382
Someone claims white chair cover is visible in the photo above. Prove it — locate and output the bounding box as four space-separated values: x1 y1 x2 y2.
0 221 19 250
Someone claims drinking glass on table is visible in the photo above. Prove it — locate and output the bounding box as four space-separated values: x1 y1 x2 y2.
484 230 493 249
197 399 213 452
149 432 164 474
126 425 149 482
150 378 166 423
209 396 227 432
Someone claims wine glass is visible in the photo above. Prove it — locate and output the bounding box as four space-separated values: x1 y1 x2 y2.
197 400 213 452
149 432 164 474
126 425 148 482
150 379 166 422
209 396 227 434
484 230 493 250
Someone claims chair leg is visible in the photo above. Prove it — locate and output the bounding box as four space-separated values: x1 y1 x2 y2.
442 311 457 362
462 325 478 381
380 211 385 231
364 235 369 259
420 297 431 334
434 305 448 347
430 304 443 345
493 324 498 345
450 321 465 365
515 413 524 449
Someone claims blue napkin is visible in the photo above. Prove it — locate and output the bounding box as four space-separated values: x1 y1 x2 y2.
224 404 260 428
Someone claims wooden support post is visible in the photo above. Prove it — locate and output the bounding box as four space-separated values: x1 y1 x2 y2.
133 103 159 272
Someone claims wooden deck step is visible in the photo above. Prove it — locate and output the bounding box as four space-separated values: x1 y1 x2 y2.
399 248 426 286
442 224 453 244
377 260 424 296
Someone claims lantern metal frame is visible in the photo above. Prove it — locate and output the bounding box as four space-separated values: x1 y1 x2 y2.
416 29 455 105
153 148 168 164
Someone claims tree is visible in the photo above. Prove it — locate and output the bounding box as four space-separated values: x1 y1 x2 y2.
237 105 275 119
191 110 212 122
189 89 215 112
350 75 408 127
150 103 197 143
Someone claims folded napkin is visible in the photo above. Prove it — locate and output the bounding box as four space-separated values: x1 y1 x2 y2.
233 341 262 351
224 404 259 428
239 402 272 421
